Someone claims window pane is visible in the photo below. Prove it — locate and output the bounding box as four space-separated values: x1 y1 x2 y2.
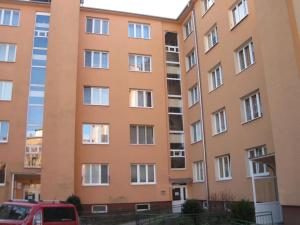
0 122 9 142
3 10 11 25
82 124 90 143
148 165 154 182
101 165 108 184
84 87 91 104
84 165 91 184
139 165 146 182
138 126 146 144
91 165 100 184
85 51 92 67
0 45 6 61
86 18 93 32
167 80 181 95
28 106 43 126
0 82 12 101
136 24 142 38
131 165 137 182
146 126 153 144
137 91 144 107
101 125 109 143
101 53 108 68
130 125 137 144
245 45 251 67
136 56 143 71
171 157 185 169
12 11 20 26
129 55 135 70
101 88 109 105
143 25 150 39
219 158 224 178
31 67 46 85
169 115 183 131
245 98 252 121
8 45 16 62
252 94 259 118
238 50 245 70
0 164 5 183
93 52 100 68
144 57 151 72
92 88 100 104
102 20 109 34
128 24 134 37
146 92 152 107
224 157 230 177
94 19 100 34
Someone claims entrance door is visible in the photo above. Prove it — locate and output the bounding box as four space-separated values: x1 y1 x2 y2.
172 185 187 213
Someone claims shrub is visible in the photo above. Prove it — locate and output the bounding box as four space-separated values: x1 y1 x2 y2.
182 199 203 214
66 195 83 215
230 199 255 222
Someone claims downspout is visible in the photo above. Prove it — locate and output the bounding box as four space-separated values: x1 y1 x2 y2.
191 9 210 208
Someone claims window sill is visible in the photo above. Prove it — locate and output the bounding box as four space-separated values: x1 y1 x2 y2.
84 103 110 107
84 66 109 70
171 168 186 171
129 70 152 73
0 141 8 144
82 184 109 187
131 183 156 186
184 31 193 41
0 61 16 64
129 106 154 109
128 37 151 40
246 173 270 178
86 32 110 36
208 83 223 94
241 115 263 125
188 101 199 109
191 140 203 145
201 3 215 18
230 14 248 31
82 142 109 145
212 130 227 137
130 144 156 146
216 177 232 182
236 62 256 75
0 24 20 27
205 42 218 55
186 64 196 73
0 184 5 187
193 180 205 184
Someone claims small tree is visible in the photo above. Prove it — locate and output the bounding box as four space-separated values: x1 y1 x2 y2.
182 199 202 214
230 199 255 222
66 195 83 215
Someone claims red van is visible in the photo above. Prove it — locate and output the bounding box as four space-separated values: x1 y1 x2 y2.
0 201 79 225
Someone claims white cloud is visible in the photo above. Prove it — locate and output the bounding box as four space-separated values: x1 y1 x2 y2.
83 0 189 19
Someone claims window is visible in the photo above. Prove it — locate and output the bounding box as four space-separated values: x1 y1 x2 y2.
205 26 218 51
131 164 156 184
84 50 109 69
0 163 6 185
86 17 109 35
247 146 268 176
212 109 227 135
84 87 109 106
82 124 109 144
129 54 151 72
186 50 196 71
0 9 20 26
82 164 109 185
130 125 154 145
0 81 12 101
231 0 248 26
129 89 152 108
128 23 150 39
135 204 150 212
92 205 108 214
43 207 76 223
183 17 193 39
24 145 42 168
190 121 202 143
241 91 262 122
216 155 231 180
170 132 185 169
0 121 9 143
209 65 223 91
0 43 16 62
236 40 254 72
188 84 199 106
193 161 204 182
202 0 214 13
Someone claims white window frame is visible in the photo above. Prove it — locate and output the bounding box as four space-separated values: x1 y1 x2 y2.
83 86 109 106
205 25 218 51
216 155 232 181
91 205 108 214
183 17 193 39
241 91 262 123
186 50 196 71
190 121 202 144
135 203 151 212
130 125 154 145
129 54 152 72
236 40 255 72
129 89 153 108
188 84 199 107
212 108 227 135
84 50 109 69
247 146 269 177
0 163 6 186
202 0 214 14
193 161 205 182
82 164 109 186
0 121 9 143
82 124 110 144
0 9 20 26
86 17 109 35
0 43 16 62
209 64 223 92
128 23 151 39
131 164 156 185
231 0 248 27
0 81 13 101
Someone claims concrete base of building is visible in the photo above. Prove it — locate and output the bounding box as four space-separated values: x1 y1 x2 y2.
282 205 300 225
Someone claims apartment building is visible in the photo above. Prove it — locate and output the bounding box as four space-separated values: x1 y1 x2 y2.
0 0 299 224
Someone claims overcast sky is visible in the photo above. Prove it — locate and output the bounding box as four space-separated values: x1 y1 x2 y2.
83 0 190 19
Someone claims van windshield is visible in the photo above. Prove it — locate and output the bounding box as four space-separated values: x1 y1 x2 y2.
0 204 31 220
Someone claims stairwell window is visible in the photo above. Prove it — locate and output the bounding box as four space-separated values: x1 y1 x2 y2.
212 108 227 135
231 0 248 27
130 125 154 145
84 50 109 69
0 81 13 101
0 163 6 185
188 84 199 107
0 121 9 143
129 54 151 72
0 9 20 26
247 146 268 176
190 121 202 144
183 17 193 39
84 87 109 106
193 161 205 182
186 50 196 71
131 164 156 185
82 124 109 144
236 40 254 72
82 164 109 186
209 64 223 91
205 25 218 51
216 155 231 180
129 89 152 108
128 23 150 39
86 17 109 35
241 91 262 123
0 43 16 62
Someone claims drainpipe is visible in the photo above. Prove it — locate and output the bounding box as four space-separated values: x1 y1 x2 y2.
191 10 210 208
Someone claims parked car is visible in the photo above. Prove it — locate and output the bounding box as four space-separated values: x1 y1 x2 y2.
0 201 79 225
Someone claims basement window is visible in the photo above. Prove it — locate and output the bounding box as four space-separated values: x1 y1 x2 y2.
135 204 150 212
92 205 108 214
